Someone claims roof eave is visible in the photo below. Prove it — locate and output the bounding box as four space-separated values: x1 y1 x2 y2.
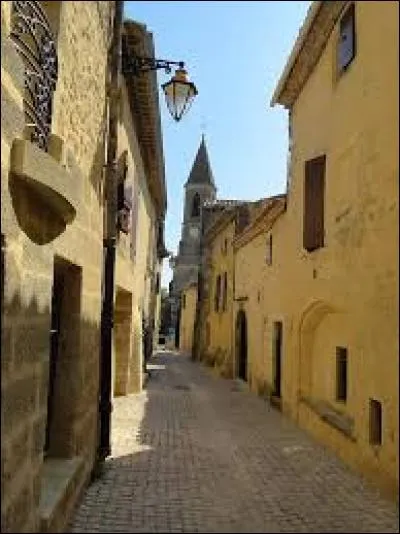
123 20 167 217
270 1 322 108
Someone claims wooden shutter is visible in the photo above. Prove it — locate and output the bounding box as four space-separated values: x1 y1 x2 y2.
303 155 326 251
130 186 139 260
215 275 221 312
222 272 227 311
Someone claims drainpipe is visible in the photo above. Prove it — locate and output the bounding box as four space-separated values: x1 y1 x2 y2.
97 0 124 466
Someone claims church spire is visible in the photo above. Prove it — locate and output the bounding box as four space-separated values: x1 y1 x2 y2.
185 136 216 189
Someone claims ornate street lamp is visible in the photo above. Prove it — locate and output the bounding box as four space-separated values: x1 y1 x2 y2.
121 48 198 122
162 68 198 122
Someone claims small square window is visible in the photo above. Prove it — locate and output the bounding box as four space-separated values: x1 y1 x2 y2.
369 399 382 445
338 3 356 73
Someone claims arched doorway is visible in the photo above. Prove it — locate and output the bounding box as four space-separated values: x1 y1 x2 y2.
236 309 248 381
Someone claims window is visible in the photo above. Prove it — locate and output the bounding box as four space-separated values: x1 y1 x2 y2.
338 3 356 73
130 187 140 260
155 273 160 293
222 272 227 311
10 1 60 151
336 347 347 402
266 234 272 265
303 155 326 252
369 399 382 445
214 275 221 312
273 322 283 398
182 293 186 309
1 235 5 311
191 193 201 217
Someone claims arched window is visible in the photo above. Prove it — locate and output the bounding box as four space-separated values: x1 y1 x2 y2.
191 193 201 217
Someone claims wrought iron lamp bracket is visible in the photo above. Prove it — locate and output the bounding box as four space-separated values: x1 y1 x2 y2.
122 55 184 76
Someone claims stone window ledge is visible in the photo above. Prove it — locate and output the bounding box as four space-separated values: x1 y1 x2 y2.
300 395 356 441
10 138 78 225
39 456 84 533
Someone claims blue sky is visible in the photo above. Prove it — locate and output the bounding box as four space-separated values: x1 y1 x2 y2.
124 1 311 287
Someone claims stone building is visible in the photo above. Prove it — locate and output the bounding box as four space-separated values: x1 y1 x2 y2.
170 136 216 342
178 281 197 355
232 195 287 398
115 20 167 395
1 3 166 532
191 0 398 499
190 197 281 369
268 0 398 497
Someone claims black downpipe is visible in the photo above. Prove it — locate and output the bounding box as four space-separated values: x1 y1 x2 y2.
98 238 116 460
97 0 124 467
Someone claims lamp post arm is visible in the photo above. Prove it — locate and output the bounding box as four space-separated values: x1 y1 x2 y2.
122 55 185 76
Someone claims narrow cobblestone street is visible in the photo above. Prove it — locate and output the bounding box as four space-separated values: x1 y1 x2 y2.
70 352 399 533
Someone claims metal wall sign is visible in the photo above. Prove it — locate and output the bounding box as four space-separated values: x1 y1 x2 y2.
10 1 58 152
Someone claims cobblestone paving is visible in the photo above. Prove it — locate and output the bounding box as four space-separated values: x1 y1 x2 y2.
70 351 399 533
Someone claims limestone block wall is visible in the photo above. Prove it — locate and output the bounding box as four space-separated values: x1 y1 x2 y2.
1 1 114 531
179 285 198 355
115 80 161 393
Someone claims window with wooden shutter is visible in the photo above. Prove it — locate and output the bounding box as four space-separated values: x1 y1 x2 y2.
303 155 326 252
369 399 382 445
215 275 221 312
130 186 140 260
266 234 273 265
338 3 356 73
336 347 348 402
222 272 227 311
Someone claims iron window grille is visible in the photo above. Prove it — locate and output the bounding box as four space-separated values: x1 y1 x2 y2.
10 1 58 152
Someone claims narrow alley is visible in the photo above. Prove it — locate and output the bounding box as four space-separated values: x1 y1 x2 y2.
70 352 399 533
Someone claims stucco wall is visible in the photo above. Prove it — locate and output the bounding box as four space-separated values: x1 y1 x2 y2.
233 0 398 497
201 219 236 377
286 0 398 495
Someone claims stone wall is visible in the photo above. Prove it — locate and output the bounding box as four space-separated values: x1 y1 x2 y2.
1 2 114 531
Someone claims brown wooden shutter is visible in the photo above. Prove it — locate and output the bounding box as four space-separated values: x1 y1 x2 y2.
303 160 315 250
130 186 139 260
304 155 326 251
223 272 227 311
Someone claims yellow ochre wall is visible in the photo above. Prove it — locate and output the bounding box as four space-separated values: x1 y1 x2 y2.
202 218 236 378
241 0 399 498
179 284 198 355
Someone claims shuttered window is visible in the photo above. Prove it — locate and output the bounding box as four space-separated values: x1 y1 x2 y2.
336 347 348 402
303 155 326 252
130 186 139 260
338 3 356 72
266 234 272 265
222 272 227 311
215 275 221 312
369 399 382 445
